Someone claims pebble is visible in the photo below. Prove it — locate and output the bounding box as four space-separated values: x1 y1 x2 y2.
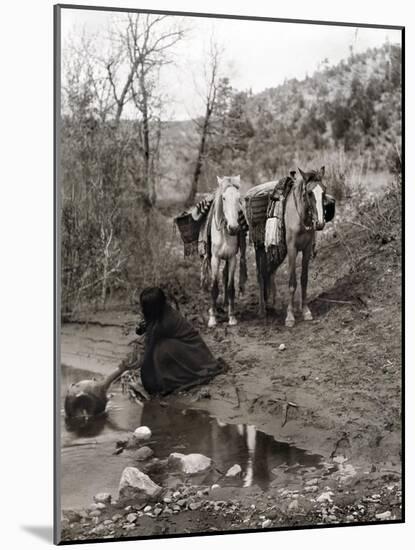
375 511 392 520
136 446 154 461
177 499 188 507
305 485 318 493
94 493 112 504
134 426 152 441
211 484 221 491
288 500 299 511
126 513 137 523
143 505 152 513
226 464 242 477
189 502 202 511
346 515 355 521
112 514 123 522
262 519 272 528
89 510 101 518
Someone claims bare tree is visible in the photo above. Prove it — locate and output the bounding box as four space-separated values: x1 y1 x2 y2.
108 14 185 207
185 40 223 207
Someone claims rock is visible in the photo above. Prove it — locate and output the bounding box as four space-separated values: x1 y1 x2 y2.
375 511 392 520
305 485 318 493
305 478 319 486
163 497 172 504
189 502 202 511
136 446 154 461
112 514 123 522
165 476 182 489
288 500 299 511
316 491 334 503
262 519 272 528
211 484 221 491
177 499 188 507
126 513 137 523
89 510 101 518
94 492 112 505
118 467 162 501
279 344 286 351
168 452 212 474
95 502 106 510
346 515 355 521
134 426 152 441
143 505 152 513
225 464 242 477
63 510 82 523
267 509 279 520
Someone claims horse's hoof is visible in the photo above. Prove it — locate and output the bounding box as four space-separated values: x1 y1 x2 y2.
285 318 295 328
208 317 217 328
228 316 238 326
303 309 313 321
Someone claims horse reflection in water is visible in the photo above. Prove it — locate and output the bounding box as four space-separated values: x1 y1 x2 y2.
137 405 322 488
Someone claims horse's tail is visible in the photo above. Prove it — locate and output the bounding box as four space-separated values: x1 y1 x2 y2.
238 230 248 295
201 254 211 291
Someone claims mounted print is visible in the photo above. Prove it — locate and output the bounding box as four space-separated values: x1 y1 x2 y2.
54 4 404 544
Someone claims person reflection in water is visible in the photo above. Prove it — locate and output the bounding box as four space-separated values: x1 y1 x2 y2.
135 287 224 396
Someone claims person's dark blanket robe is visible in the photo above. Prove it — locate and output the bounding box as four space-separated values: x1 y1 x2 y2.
139 305 223 395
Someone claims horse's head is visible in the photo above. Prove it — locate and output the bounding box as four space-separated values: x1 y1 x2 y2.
217 175 241 235
299 166 326 230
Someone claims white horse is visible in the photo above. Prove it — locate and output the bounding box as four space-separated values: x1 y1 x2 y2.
208 176 241 327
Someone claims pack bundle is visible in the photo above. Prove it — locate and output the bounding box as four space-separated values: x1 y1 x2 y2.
174 194 214 257
245 175 294 247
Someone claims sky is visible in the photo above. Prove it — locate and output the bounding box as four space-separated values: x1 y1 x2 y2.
60 8 401 121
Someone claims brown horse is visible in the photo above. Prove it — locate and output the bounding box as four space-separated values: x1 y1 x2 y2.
255 166 327 327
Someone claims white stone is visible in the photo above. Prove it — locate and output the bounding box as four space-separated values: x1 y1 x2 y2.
262 519 272 528
375 511 392 520
225 464 242 477
168 452 212 474
94 492 112 504
316 491 334 503
118 467 162 500
133 426 152 441
288 500 299 511
279 344 286 351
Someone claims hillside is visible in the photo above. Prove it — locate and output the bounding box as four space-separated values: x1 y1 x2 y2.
157 42 401 200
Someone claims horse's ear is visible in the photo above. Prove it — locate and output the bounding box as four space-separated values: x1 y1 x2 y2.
320 166 325 177
216 176 223 186
233 175 241 188
298 168 306 181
